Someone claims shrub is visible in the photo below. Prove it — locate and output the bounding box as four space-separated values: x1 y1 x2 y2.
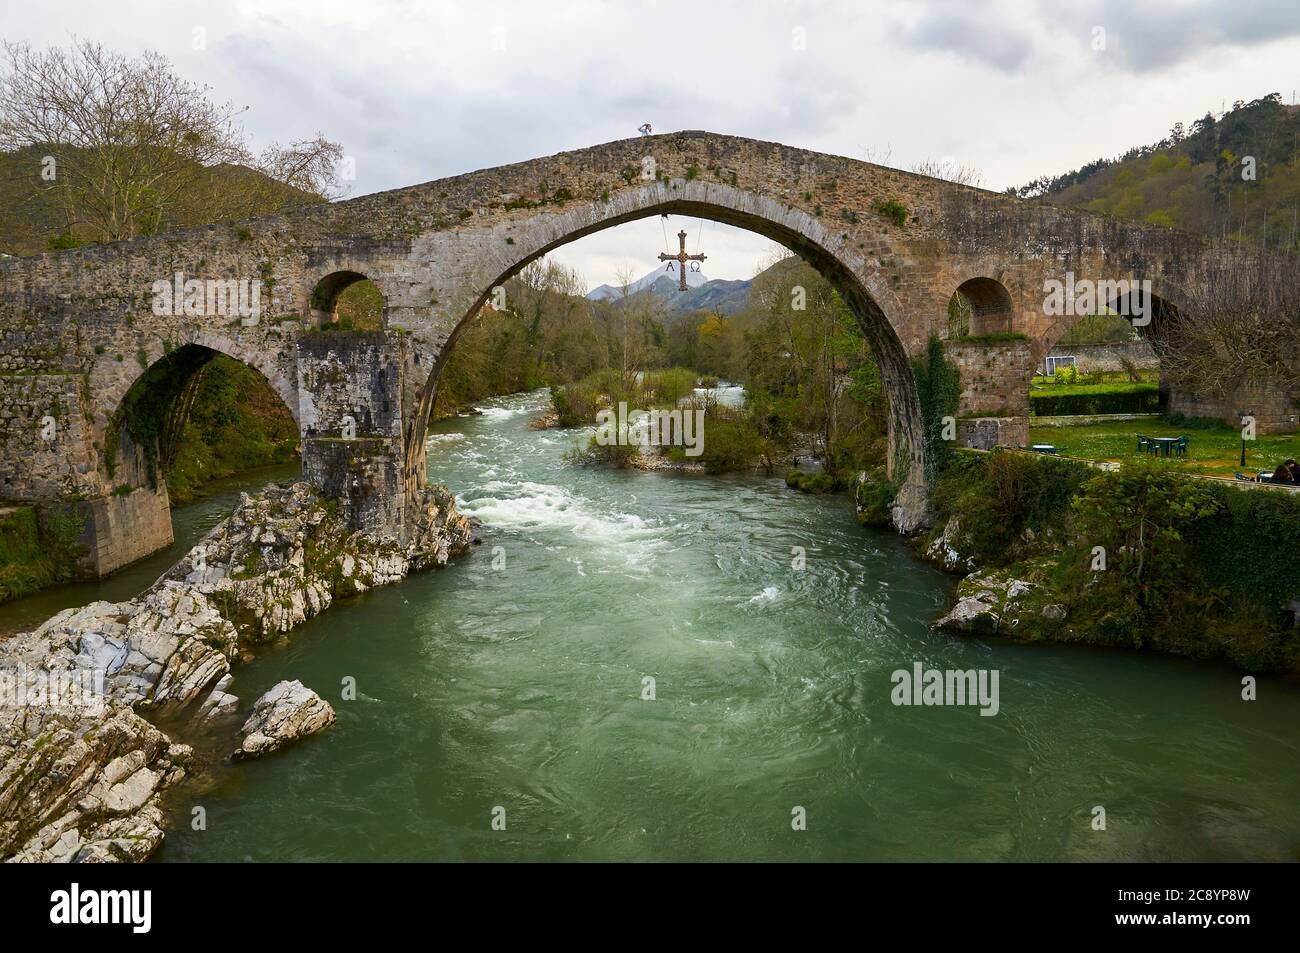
551 368 656 428
551 380 602 428
0 504 87 603
932 449 1091 565
1071 458 1220 612
564 436 640 468
552 370 622 428
1187 483 1300 617
1030 382 1161 416
854 468 894 526
641 367 697 405
1160 412 1222 430
683 408 762 473
874 199 908 226
786 470 839 493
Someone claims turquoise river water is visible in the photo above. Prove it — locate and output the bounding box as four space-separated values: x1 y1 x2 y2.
5 390 1296 861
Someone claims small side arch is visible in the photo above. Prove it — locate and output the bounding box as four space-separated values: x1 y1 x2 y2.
1039 279 1187 356
947 277 1015 338
310 270 386 329
97 331 300 437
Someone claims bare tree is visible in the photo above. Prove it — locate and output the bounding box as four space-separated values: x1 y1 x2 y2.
860 145 894 167
509 258 590 377
259 134 349 200
0 39 348 246
911 158 984 189
1154 250 1300 398
0 38 250 242
613 265 642 376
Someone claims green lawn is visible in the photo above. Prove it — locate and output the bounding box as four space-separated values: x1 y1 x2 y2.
1028 418 1300 479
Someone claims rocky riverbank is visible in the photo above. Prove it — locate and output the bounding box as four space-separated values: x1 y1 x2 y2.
918 514 1075 639
0 481 474 863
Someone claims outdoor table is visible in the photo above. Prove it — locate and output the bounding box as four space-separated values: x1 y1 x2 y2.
1150 437 1179 457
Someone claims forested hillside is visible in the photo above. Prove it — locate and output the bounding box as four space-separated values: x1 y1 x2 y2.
1011 93 1300 247
0 143 323 256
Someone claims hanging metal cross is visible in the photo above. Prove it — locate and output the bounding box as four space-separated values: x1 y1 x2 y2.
658 229 706 292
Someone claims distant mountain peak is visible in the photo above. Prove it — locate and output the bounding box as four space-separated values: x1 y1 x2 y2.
587 263 709 301
583 260 770 318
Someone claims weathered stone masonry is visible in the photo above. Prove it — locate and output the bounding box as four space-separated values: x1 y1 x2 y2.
0 131 1219 572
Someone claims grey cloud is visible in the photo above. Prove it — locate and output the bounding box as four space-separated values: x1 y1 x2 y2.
894 0 1300 75
896 2 1036 72
5 0 1298 205
1084 0 1300 72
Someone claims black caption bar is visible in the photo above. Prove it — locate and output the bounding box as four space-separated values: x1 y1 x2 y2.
0 860 1287 940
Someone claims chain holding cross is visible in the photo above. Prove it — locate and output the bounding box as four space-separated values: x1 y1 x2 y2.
658 229 706 292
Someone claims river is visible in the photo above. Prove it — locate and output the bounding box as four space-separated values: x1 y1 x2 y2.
6 390 1297 861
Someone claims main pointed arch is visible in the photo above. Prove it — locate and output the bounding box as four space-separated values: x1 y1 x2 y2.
408 178 930 531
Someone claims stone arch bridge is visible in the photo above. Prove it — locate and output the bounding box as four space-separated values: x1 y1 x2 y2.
0 131 1214 575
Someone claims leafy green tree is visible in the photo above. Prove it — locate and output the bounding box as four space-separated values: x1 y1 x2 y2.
736 255 885 479
1072 460 1219 612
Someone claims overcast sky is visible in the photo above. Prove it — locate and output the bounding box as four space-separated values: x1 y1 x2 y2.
5 0 1299 287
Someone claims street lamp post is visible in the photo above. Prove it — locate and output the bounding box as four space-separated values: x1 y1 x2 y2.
1237 410 1251 468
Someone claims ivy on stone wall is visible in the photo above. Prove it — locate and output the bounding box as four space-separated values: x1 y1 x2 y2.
912 335 962 483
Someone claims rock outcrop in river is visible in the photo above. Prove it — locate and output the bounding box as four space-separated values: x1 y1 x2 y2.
0 482 473 863
234 680 335 759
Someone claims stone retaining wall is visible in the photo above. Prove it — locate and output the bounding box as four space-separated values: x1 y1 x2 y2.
1042 340 1158 374
1168 382 1299 435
